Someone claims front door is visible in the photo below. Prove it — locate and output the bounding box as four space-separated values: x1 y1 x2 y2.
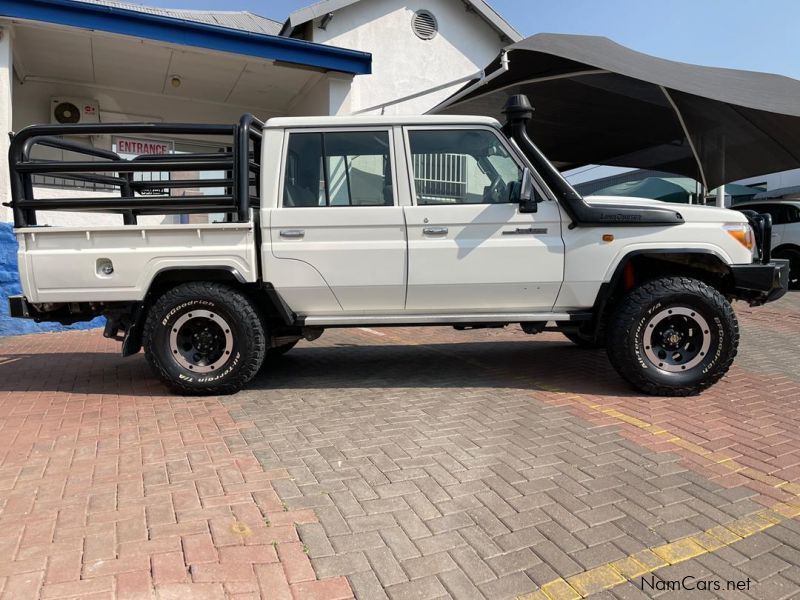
269 128 407 314
403 126 564 312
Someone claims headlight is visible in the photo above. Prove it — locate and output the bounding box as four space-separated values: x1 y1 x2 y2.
724 223 755 252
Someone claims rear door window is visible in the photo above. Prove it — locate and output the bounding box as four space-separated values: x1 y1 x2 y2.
283 131 394 207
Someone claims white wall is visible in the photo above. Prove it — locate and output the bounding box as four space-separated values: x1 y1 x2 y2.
308 0 506 115
0 25 12 223
12 78 271 136
288 72 353 116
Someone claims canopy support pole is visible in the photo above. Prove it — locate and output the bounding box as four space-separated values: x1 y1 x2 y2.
426 51 510 114
715 184 726 208
660 86 708 194
353 69 484 115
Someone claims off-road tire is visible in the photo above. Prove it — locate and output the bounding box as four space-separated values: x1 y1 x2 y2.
557 322 605 349
607 277 739 396
143 282 266 395
267 340 298 358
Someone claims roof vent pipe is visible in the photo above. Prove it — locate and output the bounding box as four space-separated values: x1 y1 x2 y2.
502 94 584 210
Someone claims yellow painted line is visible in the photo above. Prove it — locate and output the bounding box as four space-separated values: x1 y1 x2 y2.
609 556 651 580
539 578 580 600
518 591 549 600
779 481 800 496
518 507 790 599
567 565 626 597
651 538 706 565
517 590 552 600
628 549 668 571
772 500 800 519
691 531 726 552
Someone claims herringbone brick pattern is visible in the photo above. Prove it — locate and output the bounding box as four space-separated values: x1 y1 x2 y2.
0 291 798 598
0 333 351 599
224 292 800 599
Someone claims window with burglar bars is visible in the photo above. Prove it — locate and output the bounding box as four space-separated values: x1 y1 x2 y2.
412 153 467 203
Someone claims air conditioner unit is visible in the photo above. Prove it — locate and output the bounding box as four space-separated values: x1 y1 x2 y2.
50 98 100 125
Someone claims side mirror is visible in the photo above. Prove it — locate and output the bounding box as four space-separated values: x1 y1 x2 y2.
518 168 538 213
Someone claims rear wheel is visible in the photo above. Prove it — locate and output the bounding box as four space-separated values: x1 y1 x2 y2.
143 282 266 395
607 277 738 396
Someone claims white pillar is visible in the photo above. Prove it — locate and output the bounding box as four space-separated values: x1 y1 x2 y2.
327 73 353 116
714 184 726 208
0 24 13 223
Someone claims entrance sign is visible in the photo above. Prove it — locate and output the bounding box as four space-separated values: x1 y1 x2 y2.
114 137 174 156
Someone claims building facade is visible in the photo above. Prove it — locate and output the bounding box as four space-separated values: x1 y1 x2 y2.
282 0 519 115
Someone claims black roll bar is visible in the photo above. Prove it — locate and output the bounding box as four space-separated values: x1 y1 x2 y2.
6 115 265 227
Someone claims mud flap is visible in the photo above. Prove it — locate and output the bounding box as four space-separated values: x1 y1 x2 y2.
121 303 146 357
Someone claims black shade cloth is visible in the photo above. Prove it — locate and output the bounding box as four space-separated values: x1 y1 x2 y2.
433 33 800 190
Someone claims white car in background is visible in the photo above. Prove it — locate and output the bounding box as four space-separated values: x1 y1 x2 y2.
735 200 800 287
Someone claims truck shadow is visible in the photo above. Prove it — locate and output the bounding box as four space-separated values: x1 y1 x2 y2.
250 339 638 398
0 339 638 397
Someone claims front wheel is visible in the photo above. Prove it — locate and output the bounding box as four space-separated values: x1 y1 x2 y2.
143 282 266 395
606 277 739 396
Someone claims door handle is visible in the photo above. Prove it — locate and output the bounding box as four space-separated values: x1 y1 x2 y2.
280 229 305 238
422 226 448 235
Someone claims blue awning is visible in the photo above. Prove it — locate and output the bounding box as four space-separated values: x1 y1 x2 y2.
0 0 372 75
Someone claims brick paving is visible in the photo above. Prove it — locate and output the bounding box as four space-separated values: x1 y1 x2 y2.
0 334 350 599
0 291 798 599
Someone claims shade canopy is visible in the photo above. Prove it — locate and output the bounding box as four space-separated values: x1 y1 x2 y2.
434 33 800 190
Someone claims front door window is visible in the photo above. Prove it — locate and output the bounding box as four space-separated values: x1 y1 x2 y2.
408 129 523 205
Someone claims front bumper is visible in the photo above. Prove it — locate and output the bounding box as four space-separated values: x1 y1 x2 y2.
730 259 790 305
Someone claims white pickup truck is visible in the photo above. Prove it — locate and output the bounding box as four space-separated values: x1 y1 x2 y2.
6 95 789 396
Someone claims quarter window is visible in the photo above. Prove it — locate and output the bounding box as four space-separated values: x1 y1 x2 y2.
408 129 523 205
283 131 394 207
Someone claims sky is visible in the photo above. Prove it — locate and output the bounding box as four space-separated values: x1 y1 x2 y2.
142 0 800 79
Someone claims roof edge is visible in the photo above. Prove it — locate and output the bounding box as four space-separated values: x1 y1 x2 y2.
1 0 372 74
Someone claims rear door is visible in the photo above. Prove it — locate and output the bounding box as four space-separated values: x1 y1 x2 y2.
269 128 407 314
402 126 564 312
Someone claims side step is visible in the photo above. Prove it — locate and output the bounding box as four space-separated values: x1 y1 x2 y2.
298 312 591 327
